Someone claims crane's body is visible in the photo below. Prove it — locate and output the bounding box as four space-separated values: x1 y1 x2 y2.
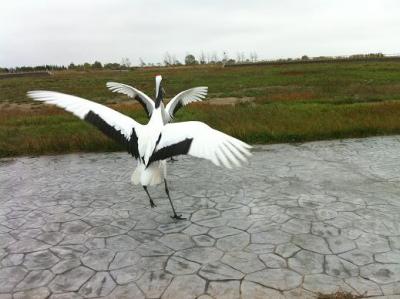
133 106 166 186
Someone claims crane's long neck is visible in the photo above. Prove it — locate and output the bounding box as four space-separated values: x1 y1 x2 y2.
155 75 163 109
149 75 164 128
148 105 164 127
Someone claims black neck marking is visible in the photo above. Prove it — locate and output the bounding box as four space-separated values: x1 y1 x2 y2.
155 133 162 146
155 80 163 108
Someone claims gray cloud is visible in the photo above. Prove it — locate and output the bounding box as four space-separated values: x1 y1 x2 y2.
1 0 399 67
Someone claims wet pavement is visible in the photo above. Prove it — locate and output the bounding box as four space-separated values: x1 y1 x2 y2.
1 136 400 298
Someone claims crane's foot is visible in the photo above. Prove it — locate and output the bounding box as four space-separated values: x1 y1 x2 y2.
150 200 157 208
171 214 186 220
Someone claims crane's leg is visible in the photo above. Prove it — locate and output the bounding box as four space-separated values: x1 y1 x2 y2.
164 179 185 220
168 157 178 163
143 186 157 208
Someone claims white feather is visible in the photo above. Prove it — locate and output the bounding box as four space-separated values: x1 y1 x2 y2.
106 82 154 115
165 87 208 121
106 82 207 123
156 121 251 169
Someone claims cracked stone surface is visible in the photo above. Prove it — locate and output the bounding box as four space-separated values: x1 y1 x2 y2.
78 272 115 298
288 250 324 274
1 136 400 297
199 261 244 280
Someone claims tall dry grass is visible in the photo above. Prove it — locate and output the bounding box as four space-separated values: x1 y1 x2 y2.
2 99 400 157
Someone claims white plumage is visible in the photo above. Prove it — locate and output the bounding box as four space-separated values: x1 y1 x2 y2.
131 160 167 186
27 75 251 219
157 122 249 169
165 87 208 120
106 82 155 118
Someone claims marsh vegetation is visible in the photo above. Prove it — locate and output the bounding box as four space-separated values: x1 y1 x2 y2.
1 61 400 157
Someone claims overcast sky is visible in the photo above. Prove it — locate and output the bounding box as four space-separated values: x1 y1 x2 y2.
1 0 399 67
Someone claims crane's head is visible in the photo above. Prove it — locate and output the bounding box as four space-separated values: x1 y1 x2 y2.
155 75 164 108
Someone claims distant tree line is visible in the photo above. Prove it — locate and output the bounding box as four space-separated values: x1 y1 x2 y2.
282 53 386 63
1 57 134 73
150 51 259 67
0 52 394 73
1 65 67 73
67 57 133 71
226 53 395 68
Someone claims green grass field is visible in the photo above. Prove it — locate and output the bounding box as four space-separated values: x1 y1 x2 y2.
1 61 400 157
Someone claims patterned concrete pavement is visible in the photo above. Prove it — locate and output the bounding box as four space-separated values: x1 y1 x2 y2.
1 136 400 299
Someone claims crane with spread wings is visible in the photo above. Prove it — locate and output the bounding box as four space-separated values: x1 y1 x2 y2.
27 75 251 219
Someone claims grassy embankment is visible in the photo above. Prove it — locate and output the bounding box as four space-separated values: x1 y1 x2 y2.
1 61 400 157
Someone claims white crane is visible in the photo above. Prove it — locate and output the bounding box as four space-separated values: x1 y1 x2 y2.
27 75 251 219
106 79 208 124
106 78 207 161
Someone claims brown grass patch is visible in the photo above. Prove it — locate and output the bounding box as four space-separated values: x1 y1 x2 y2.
0 105 64 120
268 91 317 102
206 97 255 105
318 291 362 299
343 83 400 96
280 70 306 76
0 102 143 121
108 102 143 112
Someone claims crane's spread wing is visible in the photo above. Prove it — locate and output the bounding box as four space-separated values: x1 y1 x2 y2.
165 87 208 121
27 91 143 159
148 121 251 168
106 82 155 117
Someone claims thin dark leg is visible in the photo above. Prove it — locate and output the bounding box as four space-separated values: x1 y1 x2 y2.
164 179 185 220
143 186 156 208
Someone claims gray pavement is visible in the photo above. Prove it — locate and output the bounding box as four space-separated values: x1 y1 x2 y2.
1 136 400 298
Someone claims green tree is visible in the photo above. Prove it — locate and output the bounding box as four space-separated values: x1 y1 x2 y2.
83 62 91 70
185 54 197 65
92 61 102 69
